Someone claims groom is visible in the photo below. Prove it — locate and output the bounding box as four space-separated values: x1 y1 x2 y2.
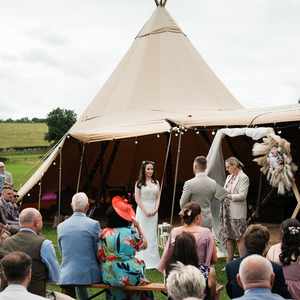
180 156 226 229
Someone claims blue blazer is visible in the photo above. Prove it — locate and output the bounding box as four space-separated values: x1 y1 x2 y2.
57 212 101 284
233 288 286 300
226 255 290 299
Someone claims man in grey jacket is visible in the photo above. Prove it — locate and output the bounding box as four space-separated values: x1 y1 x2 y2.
180 156 226 229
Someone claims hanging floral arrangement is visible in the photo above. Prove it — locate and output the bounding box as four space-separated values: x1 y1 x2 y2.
252 134 298 194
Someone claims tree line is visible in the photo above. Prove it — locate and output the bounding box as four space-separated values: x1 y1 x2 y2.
1 108 77 145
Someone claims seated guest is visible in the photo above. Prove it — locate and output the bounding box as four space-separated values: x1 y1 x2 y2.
166 262 206 300
57 192 101 300
159 202 217 273
236 254 286 300
225 224 290 299
0 208 60 297
0 186 19 226
165 231 220 300
0 251 47 300
10 190 20 221
267 218 300 299
98 196 150 300
0 162 13 188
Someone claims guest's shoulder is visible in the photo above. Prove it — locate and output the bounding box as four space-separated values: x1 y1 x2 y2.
171 226 184 236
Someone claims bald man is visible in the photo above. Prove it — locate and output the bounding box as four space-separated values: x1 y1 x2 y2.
235 255 286 300
0 208 59 297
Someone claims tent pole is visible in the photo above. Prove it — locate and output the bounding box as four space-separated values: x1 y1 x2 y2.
38 180 42 211
160 131 173 201
76 143 86 192
170 129 182 225
58 147 62 221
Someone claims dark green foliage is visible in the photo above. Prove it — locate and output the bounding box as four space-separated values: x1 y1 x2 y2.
45 108 77 144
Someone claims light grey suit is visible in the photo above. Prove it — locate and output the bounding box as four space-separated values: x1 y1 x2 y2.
224 170 249 219
180 172 223 229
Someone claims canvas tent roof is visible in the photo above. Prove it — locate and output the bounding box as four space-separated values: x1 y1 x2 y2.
70 6 300 143
19 4 300 200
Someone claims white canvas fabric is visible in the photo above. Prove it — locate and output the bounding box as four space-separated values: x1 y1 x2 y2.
18 5 300 201
206 127 275 239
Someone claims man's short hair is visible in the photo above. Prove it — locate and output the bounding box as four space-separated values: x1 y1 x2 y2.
194 156 207 169
244 224 270 254
166 262 206 300
239 254 273 286
1 251 32 283
19 208 41 226
71 192 89 211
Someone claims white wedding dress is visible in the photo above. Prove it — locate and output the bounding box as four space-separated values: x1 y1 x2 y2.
135 181 160 269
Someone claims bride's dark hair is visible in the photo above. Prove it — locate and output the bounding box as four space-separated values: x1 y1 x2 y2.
136 160 158 188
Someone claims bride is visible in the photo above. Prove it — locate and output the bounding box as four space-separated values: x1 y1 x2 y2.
134 160 160 269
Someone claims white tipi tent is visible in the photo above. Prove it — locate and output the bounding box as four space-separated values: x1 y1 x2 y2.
18 2 300 219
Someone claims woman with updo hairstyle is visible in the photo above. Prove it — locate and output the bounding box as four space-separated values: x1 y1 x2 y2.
159 201 217 274
267 218 300 299
222 156 249 262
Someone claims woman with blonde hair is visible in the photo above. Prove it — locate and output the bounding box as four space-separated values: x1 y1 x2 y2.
222 157 249 262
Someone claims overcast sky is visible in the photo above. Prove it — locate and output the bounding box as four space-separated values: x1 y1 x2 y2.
1 0 300 119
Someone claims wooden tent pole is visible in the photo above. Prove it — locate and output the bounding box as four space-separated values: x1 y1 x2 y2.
170 129 182 225
291 182 300 218
58 147 62 220
38 180 42 211
160 131 173 200
76 143 86 192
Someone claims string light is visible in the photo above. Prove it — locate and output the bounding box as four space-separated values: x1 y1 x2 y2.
277 130 282 134
53 162 56 166
157 134 160 138
27 193 30 197
134 140 138 144
212 130 216 135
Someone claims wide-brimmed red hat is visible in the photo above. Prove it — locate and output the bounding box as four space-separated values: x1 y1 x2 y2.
112 196 135 221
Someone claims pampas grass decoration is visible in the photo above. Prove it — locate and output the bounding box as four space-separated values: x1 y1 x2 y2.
252 134 298 194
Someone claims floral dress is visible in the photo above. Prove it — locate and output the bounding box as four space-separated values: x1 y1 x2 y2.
98 227 153 300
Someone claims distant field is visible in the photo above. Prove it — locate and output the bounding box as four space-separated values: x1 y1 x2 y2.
0 122 50 149
2 152 45 189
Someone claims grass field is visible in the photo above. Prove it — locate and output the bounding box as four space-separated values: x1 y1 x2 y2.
0 122 49 149
1 152 45 189
5 152 229 300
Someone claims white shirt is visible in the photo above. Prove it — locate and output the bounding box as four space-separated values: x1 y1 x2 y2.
0 284 47 300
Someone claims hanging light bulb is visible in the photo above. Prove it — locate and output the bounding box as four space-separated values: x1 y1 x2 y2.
157 134 160 138
212 130 216 136
196 131 200 135
134 140 138 144
277 129 282 134
53 162 56 166
27 193 31 197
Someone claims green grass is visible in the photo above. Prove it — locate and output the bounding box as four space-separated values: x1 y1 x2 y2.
1 152 45 189
0 123 49 149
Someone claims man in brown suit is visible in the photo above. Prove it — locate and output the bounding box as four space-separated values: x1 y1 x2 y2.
0 208 59 297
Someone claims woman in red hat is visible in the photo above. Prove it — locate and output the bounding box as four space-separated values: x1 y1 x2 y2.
135 160 161 269
98 196 153 300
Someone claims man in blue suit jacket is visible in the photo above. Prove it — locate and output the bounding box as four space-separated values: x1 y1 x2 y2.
57 192 101 300
234 255 287 300
226 224 290 299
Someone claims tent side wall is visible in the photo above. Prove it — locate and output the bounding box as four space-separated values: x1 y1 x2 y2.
21 122 300 223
